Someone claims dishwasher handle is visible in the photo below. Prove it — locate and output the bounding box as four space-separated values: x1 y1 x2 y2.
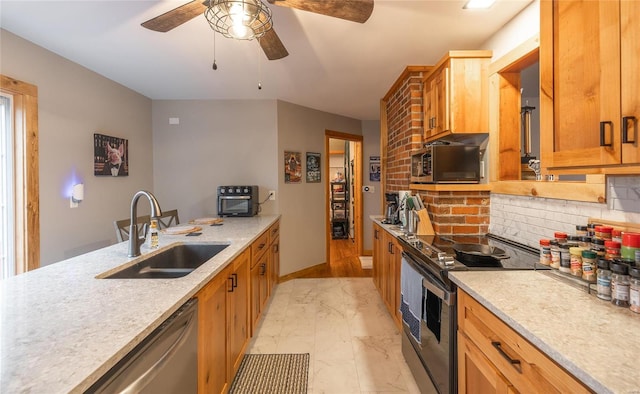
119 300 197 394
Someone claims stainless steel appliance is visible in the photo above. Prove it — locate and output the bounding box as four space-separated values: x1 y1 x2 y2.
410 144 480 184
398 234 546 394
217 185 259 217
383 192 400 224
86 298 198 393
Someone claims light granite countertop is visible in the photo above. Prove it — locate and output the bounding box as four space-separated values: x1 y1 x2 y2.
0 214 279 394
450 270 640 394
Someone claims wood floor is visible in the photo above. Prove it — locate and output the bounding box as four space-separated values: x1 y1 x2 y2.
295 238 372 279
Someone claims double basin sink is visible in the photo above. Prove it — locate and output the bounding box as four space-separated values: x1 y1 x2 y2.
99 243 229 279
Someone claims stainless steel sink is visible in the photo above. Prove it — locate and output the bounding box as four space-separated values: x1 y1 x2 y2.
100 243 229 279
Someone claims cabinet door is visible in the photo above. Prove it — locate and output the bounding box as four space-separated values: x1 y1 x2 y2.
423 77 436 137
432 67 449 136
390 236 402 326
542 0 622 167
621 0 640 164
270 235 280 294
197 267 229 394
250 261 261 333
227 249 250 381
372 224 382 292
458 333 514 394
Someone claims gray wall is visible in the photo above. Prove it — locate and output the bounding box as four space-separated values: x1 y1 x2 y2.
0 29 154 266
362 120 381 252
151 99 278 220
276 101 362 276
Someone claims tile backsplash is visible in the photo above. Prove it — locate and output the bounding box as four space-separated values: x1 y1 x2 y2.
490 175 640 248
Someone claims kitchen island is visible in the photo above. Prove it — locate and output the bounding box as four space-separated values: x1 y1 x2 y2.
0 214 279 393
450 270 640 394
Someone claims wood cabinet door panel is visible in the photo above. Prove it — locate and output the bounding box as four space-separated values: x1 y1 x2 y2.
197 267 229 394
458 333 514 394
547 0 621 166
621 0 640 164
227 249 250 381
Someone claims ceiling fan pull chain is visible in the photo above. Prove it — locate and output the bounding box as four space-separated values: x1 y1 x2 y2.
257 40 262 90
212 31 218 70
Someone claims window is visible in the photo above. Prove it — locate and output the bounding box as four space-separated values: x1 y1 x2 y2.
0 75 40 276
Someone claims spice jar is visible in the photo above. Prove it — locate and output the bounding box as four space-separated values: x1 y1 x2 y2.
539 239 551 266
581 250 597 282
591 237 606 258
555 232 568 244
559 244 572 273
587 223 600 238
594 226 613 240
621 232 640 261
578 236 591 249
550 240 560 269
596 259 612 301
605 240 621 260
567 235 581 245
629 267 640 314
612 229 622 244
611 261 630 307
569 247 584 277
576 225 588 237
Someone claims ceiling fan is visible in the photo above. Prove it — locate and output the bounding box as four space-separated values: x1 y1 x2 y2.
141 0 374 60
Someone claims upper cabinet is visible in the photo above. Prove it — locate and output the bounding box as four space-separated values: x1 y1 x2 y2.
423 51 492 143
540 0 639 169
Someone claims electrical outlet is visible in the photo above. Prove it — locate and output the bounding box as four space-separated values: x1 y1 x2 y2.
268 190 276 201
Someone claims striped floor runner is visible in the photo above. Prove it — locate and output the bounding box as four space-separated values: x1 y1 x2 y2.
229 353 309 394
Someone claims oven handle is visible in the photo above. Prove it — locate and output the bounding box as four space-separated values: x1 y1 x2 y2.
219 195 251 200
423 276 454 306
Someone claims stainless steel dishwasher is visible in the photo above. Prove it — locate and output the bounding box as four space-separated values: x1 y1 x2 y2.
86 298 198 394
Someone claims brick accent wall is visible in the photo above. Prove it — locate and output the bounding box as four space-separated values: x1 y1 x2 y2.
384 71 426 192
418 190 491 236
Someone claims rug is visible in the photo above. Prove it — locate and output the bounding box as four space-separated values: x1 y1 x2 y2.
359 256 373 269
229 353 310 394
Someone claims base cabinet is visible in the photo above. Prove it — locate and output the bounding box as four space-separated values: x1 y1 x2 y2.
457 290 591 394
372 223 402 328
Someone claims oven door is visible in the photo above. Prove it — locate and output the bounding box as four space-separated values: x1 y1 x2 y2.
401 252 456 394
217 195 251 216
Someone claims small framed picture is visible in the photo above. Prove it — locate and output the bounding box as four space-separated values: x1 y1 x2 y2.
369 155 380 182
306 152 321 183
285 151 302 183
94 133 129 177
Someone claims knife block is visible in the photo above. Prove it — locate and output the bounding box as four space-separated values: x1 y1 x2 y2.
416 209 435 235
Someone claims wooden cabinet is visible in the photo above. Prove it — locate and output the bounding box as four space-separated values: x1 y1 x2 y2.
540 0 640 168
372 223 402 328
227 248 251 381
269 221 280 295
457 290 591 394
422 51 492 142
196 248 250 394
250 219 280 334
197 265 230 394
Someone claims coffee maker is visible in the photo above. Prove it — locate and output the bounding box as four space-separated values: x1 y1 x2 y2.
384 192 400 224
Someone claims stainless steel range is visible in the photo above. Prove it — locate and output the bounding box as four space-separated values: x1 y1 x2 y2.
397 234 546 394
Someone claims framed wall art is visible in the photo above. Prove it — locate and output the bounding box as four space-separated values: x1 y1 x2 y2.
306 152 321 183
369 155 380 182
94 133 129 177
284 151 302 183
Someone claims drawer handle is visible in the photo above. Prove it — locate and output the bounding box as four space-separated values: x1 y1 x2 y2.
491 341 521 371
259 242 266 250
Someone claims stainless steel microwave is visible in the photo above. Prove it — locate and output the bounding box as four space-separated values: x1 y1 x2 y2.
411 145 480 183
217 185 259 217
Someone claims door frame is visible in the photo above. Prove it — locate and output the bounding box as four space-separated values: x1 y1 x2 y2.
325 130 363 260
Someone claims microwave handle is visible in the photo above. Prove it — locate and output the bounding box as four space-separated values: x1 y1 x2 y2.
219 195 251 200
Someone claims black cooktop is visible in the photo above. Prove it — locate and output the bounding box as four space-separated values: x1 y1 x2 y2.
398 233 547 280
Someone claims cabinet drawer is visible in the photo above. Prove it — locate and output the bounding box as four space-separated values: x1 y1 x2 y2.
269 221 280 242
458 291 591 394
251 231 270 266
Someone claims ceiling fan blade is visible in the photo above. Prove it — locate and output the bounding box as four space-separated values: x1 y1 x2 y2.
267 0 374 23
259 29 289 60
141 1 208 32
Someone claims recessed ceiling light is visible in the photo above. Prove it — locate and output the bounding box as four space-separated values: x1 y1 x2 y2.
463 0 496 9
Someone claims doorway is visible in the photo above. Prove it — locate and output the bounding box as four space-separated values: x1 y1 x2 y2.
324 130 370 277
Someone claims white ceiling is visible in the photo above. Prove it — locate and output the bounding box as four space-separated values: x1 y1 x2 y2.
0 0 533 120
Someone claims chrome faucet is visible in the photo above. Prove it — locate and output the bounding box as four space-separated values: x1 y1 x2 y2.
128 190 162 257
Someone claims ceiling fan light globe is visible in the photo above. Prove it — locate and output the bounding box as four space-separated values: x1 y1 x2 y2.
205 0 273 41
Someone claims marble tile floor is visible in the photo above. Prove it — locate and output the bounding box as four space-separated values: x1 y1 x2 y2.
245 278 438 394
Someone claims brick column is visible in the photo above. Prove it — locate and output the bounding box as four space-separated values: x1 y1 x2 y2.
417 190 490 236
